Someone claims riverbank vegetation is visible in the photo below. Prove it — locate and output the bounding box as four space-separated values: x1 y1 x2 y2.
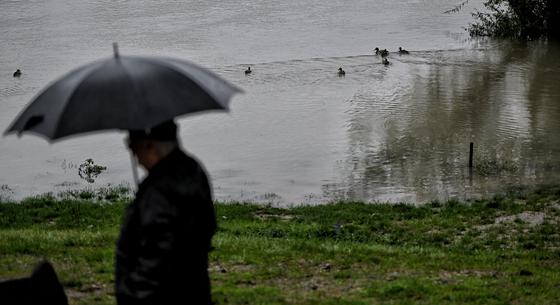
1 186 559 304
468 0 560 40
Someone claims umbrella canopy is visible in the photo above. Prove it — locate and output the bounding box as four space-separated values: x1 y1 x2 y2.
4 48 241 141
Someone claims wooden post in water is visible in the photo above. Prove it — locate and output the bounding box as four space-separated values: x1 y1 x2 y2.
469 142 474 168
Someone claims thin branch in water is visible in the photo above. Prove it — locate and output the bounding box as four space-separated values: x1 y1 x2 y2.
444 0 469 14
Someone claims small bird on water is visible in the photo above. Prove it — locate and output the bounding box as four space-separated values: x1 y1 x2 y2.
244 67 252 75
398 47 409 54
13 69 22 77
382 58 390 65
338 67 346 76
374 47 389 57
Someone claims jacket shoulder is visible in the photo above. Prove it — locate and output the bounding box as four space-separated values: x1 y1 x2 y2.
149 151 212 201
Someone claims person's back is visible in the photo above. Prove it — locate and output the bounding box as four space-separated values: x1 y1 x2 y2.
116 126 216 305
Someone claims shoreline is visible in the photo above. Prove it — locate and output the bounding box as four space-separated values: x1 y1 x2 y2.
2 182 558 207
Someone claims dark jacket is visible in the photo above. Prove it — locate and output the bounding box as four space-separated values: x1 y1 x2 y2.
116 148 216 305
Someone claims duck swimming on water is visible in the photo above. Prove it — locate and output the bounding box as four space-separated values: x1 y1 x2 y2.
398 47 409 54
382 58 390 65
13 69 21 77
338 67 346 76
245 67 252 74
374 48 389 57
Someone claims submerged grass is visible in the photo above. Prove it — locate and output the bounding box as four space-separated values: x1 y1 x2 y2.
1 186 560 304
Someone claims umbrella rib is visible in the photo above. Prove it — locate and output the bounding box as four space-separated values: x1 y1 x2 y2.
148 58 227 109
54 58 146 135
119 60 149 129
49 62 108 139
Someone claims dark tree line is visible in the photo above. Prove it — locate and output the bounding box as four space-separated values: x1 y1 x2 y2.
468 0 560 40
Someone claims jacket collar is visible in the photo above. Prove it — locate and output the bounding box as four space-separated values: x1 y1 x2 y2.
139 147 183 187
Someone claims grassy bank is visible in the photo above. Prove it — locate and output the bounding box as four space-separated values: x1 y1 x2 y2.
1 187 560 305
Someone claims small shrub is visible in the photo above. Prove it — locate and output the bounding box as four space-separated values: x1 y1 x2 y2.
78 159 107 183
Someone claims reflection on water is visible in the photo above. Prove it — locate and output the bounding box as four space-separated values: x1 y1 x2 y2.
1 0 559 204
332 41 560 203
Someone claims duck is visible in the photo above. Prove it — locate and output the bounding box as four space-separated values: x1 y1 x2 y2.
398 47 409 55
13 69 22 78
375 48 389 57
244 67 252 74
382 58 390 65
338 67 346 76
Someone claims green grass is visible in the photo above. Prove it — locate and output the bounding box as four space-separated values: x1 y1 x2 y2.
1 186 560 304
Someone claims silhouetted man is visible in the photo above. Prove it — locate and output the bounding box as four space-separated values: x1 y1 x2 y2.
116 120 216 305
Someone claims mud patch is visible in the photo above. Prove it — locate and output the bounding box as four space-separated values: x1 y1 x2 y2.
495 211 546 226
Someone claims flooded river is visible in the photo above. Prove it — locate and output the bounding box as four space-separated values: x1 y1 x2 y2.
1 0 559 204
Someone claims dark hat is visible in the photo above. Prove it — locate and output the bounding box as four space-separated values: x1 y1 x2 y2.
128 120 177 142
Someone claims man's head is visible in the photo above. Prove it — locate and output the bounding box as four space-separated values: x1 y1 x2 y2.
126 120 179 170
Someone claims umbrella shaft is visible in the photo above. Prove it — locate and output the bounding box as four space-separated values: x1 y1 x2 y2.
130 152 139 188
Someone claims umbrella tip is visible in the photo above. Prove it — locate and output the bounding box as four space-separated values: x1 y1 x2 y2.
113 42 119 59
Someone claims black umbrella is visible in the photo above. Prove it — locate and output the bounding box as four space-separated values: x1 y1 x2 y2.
4 44 242 184
4 44 242 141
